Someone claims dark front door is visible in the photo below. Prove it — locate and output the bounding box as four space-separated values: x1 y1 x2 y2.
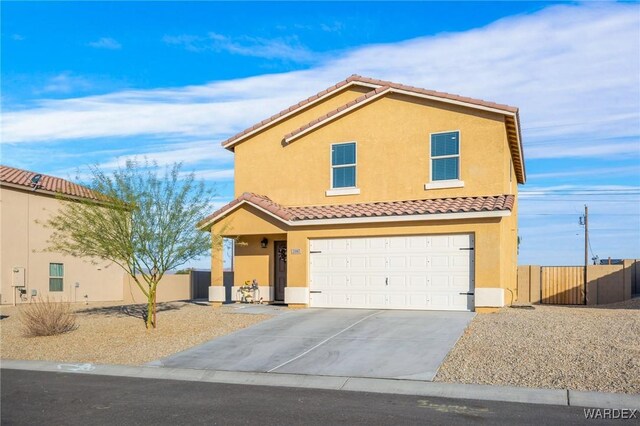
274 241 287 302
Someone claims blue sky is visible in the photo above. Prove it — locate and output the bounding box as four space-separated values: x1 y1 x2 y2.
2 1 639 268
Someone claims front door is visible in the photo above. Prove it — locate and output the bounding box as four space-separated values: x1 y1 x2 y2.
274 241 287 302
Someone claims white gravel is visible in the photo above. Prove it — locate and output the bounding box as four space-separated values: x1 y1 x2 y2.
435 298 640 394
0 301 272 365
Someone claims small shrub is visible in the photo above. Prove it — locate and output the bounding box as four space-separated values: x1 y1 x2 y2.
19 297 78 337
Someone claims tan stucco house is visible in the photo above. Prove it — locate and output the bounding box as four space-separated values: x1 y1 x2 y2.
1 165 123 305
200 75 525 312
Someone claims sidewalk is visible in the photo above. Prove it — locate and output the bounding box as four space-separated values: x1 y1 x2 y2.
1 359 638 410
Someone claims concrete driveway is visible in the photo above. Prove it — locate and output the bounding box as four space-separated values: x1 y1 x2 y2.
155 308 474 381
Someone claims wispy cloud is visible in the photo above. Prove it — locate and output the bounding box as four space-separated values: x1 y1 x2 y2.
11 34 25 41
97 140 233 170
163 32 314 62
36 72 93 94
88 37 122 50
3 3 639 166
320 21 345 33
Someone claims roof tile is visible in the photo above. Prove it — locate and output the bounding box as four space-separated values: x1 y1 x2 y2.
0 164 100 200
199 193 515 228
221 75 518 149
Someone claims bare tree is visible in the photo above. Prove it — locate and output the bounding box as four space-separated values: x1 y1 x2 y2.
45 160 218 329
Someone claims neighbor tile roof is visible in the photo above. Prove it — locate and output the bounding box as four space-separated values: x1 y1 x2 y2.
199 192 515 228
0 164 99 200
221 74 518 149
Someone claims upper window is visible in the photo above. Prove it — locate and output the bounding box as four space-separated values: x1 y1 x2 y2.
431 131 460 181
331 142 356 188
49 263 64 292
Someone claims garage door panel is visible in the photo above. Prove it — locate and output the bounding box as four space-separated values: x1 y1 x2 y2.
350 256 367 269
408 256 428 269
407 236 429 249
330 275 348 287
453 275 472 287
388 276 406 289
431 255 450 268
431 236 450 249
349 238 367 250
388 238 408 250
451 255 471 269
430 275 450 288
407 275 428 289
452 234 472 248
388 256 407 269
369 275 387 289
368 256 387 269
309 234 474 311
367 238 386 250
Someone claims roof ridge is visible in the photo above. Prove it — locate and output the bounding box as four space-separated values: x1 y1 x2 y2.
220 75 370 148
349 75 518 113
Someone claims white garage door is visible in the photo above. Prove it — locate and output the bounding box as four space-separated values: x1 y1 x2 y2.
309 234 474 311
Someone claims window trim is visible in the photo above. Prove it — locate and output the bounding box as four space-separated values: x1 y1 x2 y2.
329 141 358 191
49 262 64 292
426 130 464 189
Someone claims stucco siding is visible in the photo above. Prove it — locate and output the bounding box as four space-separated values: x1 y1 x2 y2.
209 81 521 310
234 85 371 198
210 204 511 300
235 93 513 206
1 187 124 304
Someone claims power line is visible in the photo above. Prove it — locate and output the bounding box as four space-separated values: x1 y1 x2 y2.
520 213 639 216
520 189 640 193
519 199 640 202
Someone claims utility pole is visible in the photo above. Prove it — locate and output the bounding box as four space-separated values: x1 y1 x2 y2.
582 205 588 304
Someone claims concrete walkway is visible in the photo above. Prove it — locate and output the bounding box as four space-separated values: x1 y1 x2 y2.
153 308 475 380
2 360 638 410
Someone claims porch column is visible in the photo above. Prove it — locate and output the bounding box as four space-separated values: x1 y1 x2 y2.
209 230 225 306
284 230 309 307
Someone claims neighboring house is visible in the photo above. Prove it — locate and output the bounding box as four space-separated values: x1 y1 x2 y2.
0 165 123 304
199 75 525 312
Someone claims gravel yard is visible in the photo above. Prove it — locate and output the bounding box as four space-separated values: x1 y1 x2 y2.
435 298 640 394
0 302 272 365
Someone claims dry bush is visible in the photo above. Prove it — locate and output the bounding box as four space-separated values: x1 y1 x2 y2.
19 297 78 337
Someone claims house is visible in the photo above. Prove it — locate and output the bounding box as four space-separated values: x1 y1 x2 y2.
0 165 123 304
199 75 525 312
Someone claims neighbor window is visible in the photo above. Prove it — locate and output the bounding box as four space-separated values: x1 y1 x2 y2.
431 131 460 181
331 142 356 188
49 263 64 292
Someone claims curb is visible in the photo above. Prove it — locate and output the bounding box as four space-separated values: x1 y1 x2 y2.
2 359 638 409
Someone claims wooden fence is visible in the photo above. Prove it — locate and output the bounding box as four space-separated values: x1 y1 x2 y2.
541 266 585 305
517 260 639 306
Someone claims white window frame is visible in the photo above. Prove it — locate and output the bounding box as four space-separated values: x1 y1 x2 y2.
49 262 64 292
327 141 360 196
425 130 464 190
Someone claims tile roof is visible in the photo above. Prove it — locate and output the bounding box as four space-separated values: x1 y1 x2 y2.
221 74 518 149
220 76 359 148
0 164 99 200
218 74 526 184
350 75 518 114
199 192 515 228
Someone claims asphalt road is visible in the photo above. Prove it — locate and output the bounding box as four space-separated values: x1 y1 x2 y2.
1 369 610 425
